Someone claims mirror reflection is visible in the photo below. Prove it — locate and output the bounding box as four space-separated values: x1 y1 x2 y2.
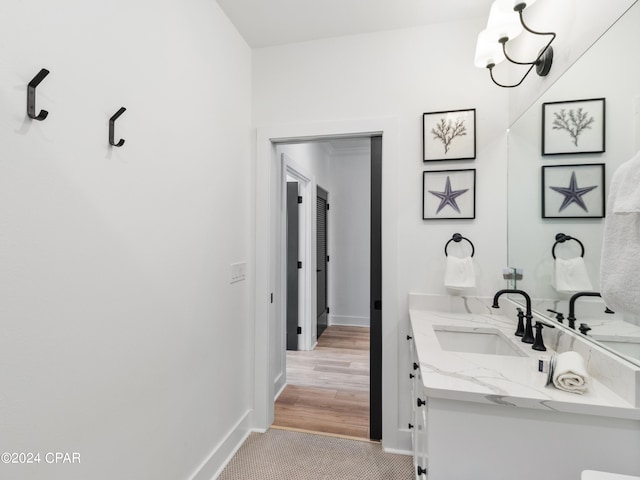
507 2 640 365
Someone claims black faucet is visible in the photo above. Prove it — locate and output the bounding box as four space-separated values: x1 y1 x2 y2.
492 289 535 344
567 291 602 329
532 321 556 351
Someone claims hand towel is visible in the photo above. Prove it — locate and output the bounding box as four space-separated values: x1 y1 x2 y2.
552 351 590 394
552 257 593 293
444 255 476 290
600 150 640 315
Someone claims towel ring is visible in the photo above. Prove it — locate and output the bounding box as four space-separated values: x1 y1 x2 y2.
444 233 475 258
552 233 585 259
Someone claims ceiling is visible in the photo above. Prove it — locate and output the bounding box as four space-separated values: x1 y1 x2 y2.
216 0 494 48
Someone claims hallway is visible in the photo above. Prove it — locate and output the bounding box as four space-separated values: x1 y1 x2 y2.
274 325 370 439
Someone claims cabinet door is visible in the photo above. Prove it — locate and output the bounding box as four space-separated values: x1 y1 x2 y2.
409 334 428 478
408 331 419 446
415 397 428 478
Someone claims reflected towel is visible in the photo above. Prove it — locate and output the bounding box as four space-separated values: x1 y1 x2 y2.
612 151 640 214
553 257 593 293
601 150 640 314
552 351 590 395
444 255 476 290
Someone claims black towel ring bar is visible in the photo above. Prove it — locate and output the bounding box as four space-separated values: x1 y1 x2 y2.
552 233 585 259
444 233 475 258
27 68 50 121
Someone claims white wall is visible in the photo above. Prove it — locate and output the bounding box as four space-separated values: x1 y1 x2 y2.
0 1 253 479
328 141 371 327
253 18 510 450
277 142 331 187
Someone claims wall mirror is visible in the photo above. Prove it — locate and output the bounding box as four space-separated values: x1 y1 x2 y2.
507 1 640 366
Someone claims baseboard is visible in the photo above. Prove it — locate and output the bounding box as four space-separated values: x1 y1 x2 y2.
189 410 253 480
274 381 287 401
273 371 285 400
388 428 413 456
383 447 412 456
328 315 370 327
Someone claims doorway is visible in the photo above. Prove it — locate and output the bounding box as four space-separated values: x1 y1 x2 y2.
254 117 400 450
275 136 381 440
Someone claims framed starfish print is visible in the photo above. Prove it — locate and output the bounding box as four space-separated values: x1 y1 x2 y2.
541 163 605 218
423 108 476 161
423 169 476 220
542 98 605 155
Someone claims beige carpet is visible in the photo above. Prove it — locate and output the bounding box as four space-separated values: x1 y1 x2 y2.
218 428 414 479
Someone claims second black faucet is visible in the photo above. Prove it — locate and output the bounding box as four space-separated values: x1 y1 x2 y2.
492 289 535 344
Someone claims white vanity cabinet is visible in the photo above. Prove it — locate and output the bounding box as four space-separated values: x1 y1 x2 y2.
407 294 640 480
408 330 428 479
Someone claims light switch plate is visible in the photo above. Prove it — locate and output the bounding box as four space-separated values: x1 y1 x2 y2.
230 262 247 284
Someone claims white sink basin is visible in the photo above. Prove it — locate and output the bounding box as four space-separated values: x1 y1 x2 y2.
434 326 527 357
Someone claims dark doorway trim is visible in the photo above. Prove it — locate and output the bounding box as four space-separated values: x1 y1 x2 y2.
370 135 383 441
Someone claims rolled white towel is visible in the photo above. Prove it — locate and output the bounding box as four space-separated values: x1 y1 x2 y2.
552 351 590 394
444 255 476 290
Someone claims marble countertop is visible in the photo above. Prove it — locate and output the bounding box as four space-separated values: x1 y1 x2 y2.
409 307 640 420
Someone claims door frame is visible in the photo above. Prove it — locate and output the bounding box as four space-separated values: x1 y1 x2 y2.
254 117 401 450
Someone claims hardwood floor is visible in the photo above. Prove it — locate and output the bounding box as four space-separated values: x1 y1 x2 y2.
274 325 371 439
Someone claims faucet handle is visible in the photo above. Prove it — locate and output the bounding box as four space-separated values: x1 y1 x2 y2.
546 309 564 323
514 308 525 337
579 323 592 335
532 321 551 351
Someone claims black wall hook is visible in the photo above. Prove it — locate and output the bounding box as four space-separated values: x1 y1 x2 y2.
109 107 127 147
27 68 50 121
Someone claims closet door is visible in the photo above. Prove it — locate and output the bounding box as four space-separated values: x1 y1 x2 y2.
316 186 328 339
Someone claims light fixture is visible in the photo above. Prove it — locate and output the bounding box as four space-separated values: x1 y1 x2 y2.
475 1 556 88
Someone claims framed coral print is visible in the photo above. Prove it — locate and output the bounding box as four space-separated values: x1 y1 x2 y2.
423 169 476 220
423 108 476 161
542 98 605 155
541 163 605 218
